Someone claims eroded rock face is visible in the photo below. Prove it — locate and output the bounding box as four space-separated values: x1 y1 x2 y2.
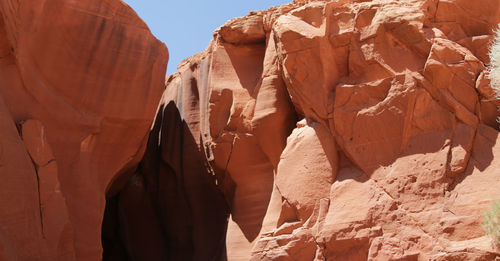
1 0 500 260
0 0 168 259
152 0 500 260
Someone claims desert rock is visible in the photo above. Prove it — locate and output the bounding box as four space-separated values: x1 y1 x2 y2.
142 0 500 260
1 0 500 260
0 0 168 259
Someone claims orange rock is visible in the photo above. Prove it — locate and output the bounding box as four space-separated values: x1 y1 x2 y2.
0 0 167 259
138 0 500 259
152 0 500 259
1 0 500 259
276 119 337 221
140 16 297 257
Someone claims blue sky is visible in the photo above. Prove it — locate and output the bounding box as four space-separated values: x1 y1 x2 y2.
123 0 291 75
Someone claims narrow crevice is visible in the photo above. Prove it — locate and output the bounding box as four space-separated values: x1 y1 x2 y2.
19 132 46 239
102 101 230 261
34 166 45 239
313 236 328 261
433 0 440 23
40 159 55 168
222 135 237 179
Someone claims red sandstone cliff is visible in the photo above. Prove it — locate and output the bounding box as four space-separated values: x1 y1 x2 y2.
0 0 167 260
143 0 500 260
0 0 500 260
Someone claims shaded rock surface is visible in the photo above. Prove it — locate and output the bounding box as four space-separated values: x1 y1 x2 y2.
0 0 168 259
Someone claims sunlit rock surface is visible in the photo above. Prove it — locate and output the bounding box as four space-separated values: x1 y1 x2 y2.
157 0 500 260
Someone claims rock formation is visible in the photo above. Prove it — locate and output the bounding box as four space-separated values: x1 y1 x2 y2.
0 0 167 260
139 0 500 260
0 0 500 260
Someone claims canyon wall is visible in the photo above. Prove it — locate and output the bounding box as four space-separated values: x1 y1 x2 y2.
152 0 500 260
1 0 500 260
0 0 168 260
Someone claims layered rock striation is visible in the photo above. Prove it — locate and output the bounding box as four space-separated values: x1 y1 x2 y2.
0 0 500 260
143 0 500 260
0 0 167 259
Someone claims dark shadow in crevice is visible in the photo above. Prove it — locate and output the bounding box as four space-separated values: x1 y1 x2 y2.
101 196 131 261
102 100 230 261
